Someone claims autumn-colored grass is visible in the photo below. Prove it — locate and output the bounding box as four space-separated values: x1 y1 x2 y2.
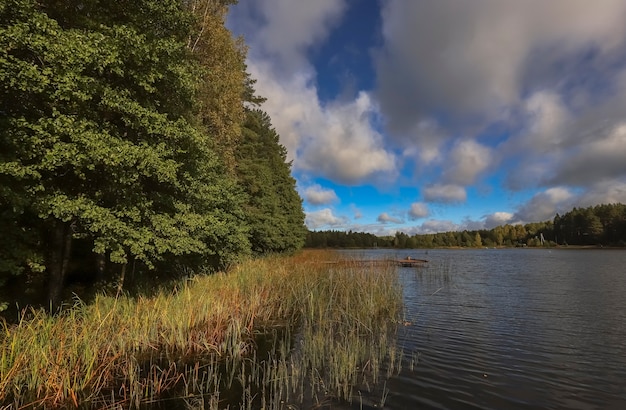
0 250 403 409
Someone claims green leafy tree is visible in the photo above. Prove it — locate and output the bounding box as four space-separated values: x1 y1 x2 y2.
185 0 248 172
0 0 249 309
474 232 482 247
461 231 473 247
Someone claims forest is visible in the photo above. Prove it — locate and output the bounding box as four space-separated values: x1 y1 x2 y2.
3 1 625 314
0 0 307 312
305 203 626 249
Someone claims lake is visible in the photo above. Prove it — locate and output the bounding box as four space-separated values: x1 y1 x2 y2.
341 248 626 409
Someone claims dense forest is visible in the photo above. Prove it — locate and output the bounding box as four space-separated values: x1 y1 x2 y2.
306 203 626 249
0 0 306 311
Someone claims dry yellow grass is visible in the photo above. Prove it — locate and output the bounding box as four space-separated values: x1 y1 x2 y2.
0 250 402 408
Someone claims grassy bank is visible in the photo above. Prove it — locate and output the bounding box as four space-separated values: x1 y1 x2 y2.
0 250 403 409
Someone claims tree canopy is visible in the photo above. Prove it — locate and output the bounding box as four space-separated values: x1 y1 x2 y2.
0 0 306 311
237 109 306 254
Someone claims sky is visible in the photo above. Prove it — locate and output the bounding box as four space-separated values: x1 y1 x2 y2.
227 0 626 235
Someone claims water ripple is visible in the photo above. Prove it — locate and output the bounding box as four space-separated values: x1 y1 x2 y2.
348 249 626 409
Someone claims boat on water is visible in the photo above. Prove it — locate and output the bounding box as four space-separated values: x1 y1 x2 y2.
397 256 428 267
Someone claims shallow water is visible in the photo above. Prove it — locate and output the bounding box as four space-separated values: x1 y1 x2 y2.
342 248 626 409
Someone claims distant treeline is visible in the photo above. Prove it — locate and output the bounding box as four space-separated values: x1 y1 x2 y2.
306 203 626 249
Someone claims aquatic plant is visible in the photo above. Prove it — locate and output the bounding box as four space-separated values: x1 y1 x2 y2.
0 250 403 408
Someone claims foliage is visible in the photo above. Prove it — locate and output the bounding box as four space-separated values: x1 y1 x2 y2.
186 0 247 172
554 203 626 246
0 0 256 308
306 230 391 248
0 0 308 310
236 109 307 254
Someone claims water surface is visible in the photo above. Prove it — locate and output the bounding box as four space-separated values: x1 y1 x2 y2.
343 248 626 409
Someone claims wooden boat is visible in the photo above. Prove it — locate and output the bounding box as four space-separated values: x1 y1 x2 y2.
397 257 428 267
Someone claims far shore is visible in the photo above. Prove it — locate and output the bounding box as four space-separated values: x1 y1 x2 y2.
305 245 625 251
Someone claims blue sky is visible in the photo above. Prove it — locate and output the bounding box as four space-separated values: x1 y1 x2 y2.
228 0 626 235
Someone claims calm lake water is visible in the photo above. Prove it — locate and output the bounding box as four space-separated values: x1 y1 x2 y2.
341 249 626 410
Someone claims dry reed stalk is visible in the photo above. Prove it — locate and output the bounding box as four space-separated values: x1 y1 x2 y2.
0 250 403 408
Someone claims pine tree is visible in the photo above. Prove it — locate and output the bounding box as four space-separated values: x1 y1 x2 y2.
236 109 307 254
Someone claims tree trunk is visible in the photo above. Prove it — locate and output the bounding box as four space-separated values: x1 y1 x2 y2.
116 262 127 297
96 252 107 282
47 220 74 312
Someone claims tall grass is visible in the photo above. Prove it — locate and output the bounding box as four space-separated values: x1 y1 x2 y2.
0 250 403 408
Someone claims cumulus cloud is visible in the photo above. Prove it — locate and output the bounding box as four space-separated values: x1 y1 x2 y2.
548 123 626 186
522 91 570 153
503 86 626 191
577 179 626 207
229 0 345 73
350 204 363 219
375 0 626 132
377 212 403 224
423 184 467 204
376 0 626 200
305 208 348 230
297 92 397 183
377 212 404 224
303 184 338 205
407 220 461 235
241 55 396 186
230 1 396 185
408 202 429 220
506 182 626 224
230 0 626 231
484 212 515 229
401 120 448 164
443 139 493 185
513 187 575 223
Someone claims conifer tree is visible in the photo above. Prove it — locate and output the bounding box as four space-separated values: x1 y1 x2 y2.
236 109 307 254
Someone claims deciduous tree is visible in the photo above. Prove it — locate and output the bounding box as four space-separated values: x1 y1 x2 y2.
0 0 249 309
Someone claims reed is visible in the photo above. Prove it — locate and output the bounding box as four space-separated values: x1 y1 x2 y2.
0 250 403 408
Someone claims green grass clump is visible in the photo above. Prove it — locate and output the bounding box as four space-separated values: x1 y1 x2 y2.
0 250 403 408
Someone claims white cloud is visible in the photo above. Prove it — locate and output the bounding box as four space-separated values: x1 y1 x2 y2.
350 204 363 219
376 0 626 132
297 92 397 183
230 1 396 185
484 212 515 229
408 202 429 220
305 208 348 230
230 0 626 229
229 0 346 73
303 184 338 205
549 123 626 186
245 61 396 185
523 91 570 153
499 91 570 190
401 120 448 166
577 179 626 207
408 220 461 235
423 184 467 204
514 187 575 223
375 0 626 198
443 139 493 185
377 212 403 224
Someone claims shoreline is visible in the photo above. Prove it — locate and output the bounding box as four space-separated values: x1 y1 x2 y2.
0 250 403 409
